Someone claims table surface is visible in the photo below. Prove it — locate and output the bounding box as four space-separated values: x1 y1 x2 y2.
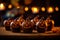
0 27 60 39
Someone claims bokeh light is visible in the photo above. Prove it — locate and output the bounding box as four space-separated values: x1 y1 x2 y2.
47 7 54 13
6 11 11 17
41 7 45 12
31 7 39 14
8 4 12 9
16 6 20 9
25 7 29 11
55 7 59 11
0 3 5 10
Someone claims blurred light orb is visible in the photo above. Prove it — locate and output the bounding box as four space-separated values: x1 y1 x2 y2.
0 3 5 10
6 11 11 17
16 6 20 9
55 7 59 11
41 7 45 12
47 7 54 13
8 4 12 9
31 7 39 13
25 7 29 11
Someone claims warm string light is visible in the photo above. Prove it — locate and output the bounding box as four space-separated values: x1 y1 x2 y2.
0 3 5 10
41 7 45 12
55 7 59 11
8 4 12 9
25 7 29 11
16 6 20 9
47 7 54 13
0 3 59 13
31 7 39 13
